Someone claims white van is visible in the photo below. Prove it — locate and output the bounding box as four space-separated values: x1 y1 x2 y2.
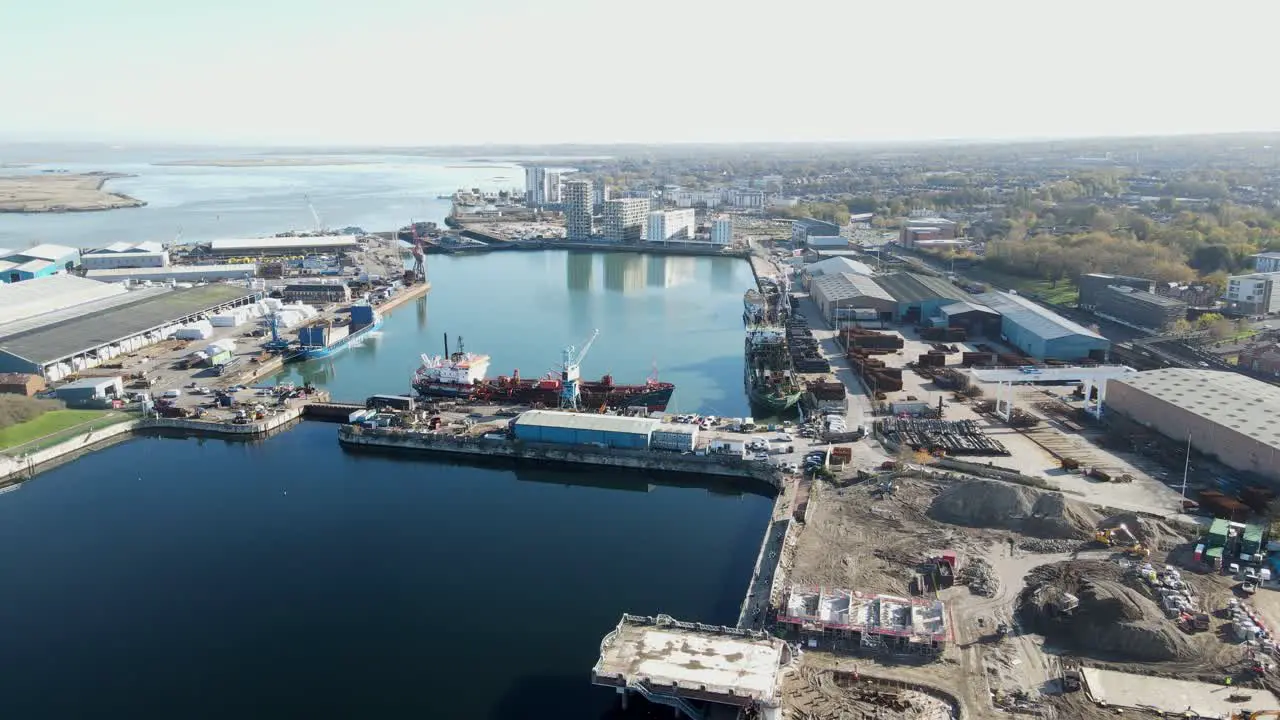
163 389 181 399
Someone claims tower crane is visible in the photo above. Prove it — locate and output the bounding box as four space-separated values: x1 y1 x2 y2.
559 329 600 410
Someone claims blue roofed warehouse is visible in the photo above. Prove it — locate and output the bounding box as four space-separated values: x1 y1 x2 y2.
975 291 1110 361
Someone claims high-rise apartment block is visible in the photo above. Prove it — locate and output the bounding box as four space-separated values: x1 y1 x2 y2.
524 167 562 207
564 180 595 240
602 198 650 243
646 209 697 243
711 216 733 245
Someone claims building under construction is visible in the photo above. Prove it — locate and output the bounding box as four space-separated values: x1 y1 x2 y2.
777 586 951 656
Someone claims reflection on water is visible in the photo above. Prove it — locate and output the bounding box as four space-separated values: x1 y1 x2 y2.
416 298 428 331
645 255 696 289
566 252 594 292
711 257 736 292
602 253 644 294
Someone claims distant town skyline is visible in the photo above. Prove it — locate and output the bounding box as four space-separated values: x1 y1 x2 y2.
3 0 1277 146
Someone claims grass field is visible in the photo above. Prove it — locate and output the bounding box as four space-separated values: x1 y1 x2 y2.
0 410 127 452
963 265 1080 306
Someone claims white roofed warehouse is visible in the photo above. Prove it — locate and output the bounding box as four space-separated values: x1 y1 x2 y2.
0 282 261 381
1106 369 1280 483
203 235 361 257
511 410 658 450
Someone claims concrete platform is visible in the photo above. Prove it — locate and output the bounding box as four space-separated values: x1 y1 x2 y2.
1082 666 1280 716
593 614 790 708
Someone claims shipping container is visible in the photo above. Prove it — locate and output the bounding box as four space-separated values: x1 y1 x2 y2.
350 303 376 326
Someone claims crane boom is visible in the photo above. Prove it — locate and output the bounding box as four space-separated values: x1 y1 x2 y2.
572 329 600 367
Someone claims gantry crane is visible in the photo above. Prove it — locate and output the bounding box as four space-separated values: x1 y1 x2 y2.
559 329 600 410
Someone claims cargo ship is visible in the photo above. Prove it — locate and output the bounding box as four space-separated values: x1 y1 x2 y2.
744 279 801 413
745 327 802 413
289 303 382 362
410 335 674 411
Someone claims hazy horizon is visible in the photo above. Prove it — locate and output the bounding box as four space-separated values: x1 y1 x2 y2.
4 0 1278 146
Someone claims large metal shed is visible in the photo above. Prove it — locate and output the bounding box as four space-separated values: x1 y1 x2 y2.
512 410 658 450
875 272 969 323
975 291 1109 361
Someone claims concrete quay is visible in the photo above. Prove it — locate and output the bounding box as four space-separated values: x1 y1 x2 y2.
336 425 781 488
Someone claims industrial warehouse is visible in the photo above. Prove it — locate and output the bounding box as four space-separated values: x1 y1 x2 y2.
0 275 259 380
1106 368 1280 483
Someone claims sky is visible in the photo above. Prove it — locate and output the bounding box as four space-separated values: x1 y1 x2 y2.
2 0 1278 146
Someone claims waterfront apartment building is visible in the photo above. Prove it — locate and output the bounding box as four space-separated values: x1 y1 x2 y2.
564 180 594 240
1227 272 1280 315
603 198 650 243
524 167 562 207
711 216 733 245
646 209 696 243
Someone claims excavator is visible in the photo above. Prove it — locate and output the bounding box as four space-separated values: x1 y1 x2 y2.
1094 523 1137 547
1230 711 1280 719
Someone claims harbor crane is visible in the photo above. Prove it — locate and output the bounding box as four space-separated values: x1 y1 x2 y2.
559 329 600 410
305 194 326 233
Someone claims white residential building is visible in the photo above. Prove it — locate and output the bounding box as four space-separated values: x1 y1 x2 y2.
1226 272 1280 315
602 198 650 242
646 209 697 243
711 216 733 245
672 189 724 208
564 180 594 240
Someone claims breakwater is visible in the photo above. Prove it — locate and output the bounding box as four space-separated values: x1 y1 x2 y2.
336 425 781 488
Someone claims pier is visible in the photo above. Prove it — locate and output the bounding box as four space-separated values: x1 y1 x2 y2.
335 424 781 488
592 614 793 720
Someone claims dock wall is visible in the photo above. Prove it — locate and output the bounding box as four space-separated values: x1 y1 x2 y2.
0 418 141 484
0 407 308 487
337 426 781 487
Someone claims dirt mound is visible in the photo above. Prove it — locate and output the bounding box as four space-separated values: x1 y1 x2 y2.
1021 561 1199 662
928 479 1100 539
1097 513 1186 551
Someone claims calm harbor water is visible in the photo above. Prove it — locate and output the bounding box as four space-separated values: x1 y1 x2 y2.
0 156 770 716
0 424 773 717
273 250 755 417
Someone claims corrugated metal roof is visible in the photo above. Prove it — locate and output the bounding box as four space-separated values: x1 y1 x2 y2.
209 236 360 252
940 301 998 317
976 291 1105 341
1111 368 1280 449
0 284 256 367
86 264 257 281
14 259 53 273
6 244 77 262
87 241 165 255
805 256 874 277
57 376 122 391
811 272 894 304
0 275 126 326
875 272 968 305
514 410 658 435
